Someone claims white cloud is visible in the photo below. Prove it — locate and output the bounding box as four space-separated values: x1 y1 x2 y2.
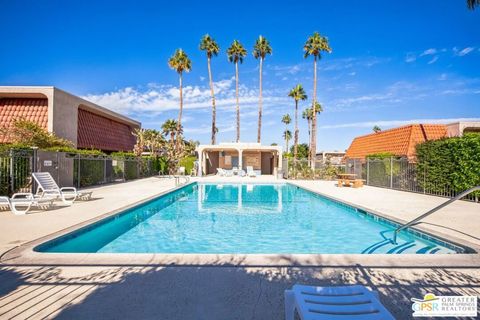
83 79 290 119
420 48 437 56
405 53 416 63
456 47 475 56
438 73 447 81
427 56 439 64
319 118 480 129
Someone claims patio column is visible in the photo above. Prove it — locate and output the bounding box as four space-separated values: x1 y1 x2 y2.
278 150 283 170
238 149 243 170
197 148 203 177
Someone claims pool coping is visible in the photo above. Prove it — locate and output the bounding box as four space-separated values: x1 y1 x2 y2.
2 181 480 268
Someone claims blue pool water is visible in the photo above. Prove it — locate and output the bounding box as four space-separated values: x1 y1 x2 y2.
37 183 463 254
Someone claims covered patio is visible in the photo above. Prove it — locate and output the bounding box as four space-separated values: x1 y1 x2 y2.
195 142 283 177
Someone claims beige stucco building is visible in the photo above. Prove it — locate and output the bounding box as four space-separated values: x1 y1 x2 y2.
196 142 283 177
0 86 140 151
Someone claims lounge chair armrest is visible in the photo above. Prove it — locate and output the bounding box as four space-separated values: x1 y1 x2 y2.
60 187 77 193
11 193 34 199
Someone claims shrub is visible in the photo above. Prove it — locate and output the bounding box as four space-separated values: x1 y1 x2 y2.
179 156 196 175
2 119 73 149
416 133 480 196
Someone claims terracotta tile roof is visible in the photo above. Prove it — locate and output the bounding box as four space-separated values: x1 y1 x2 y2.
345 124 447 160
0 98 48 143
77 108 136 151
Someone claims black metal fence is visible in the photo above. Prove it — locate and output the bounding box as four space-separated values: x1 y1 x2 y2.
0 149 158 196
345 157 479 202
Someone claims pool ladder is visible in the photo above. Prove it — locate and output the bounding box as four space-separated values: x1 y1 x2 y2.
175 175 190 186
392 186 480 244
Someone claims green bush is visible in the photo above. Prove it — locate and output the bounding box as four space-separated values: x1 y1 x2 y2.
416 133 480 196
179 156 196 175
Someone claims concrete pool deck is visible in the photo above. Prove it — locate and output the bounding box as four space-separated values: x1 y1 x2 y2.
1 176 479 319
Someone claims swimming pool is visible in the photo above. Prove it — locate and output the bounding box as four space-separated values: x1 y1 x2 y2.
36 183 464 254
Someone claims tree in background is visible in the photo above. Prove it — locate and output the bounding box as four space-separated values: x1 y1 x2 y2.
302 101 322 161
467 0 479 9
288 84 307 161
1 118 73 149
281 114 291 155
283 130 292 153
162 119 181 145
168 49 191 150
373 125 382 133
253 35 272 143
304 32 331 169
227 40 247 142
290 143 310 159
199 34 220 145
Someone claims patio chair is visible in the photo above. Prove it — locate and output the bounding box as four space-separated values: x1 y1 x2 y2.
216 168 226 176
0 193 54 215
247 166 256 178
32 172 92 205
285 284 395 320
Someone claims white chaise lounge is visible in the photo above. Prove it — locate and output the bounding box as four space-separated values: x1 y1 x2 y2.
32 172 92 205
285 284 395 320
0 193 54 215
246 166 256 178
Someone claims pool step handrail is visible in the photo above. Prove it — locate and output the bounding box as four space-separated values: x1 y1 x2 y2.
174 175 190 186
392 186 480 244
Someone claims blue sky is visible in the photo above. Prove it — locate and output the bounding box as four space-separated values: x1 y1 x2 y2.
1 0 479 151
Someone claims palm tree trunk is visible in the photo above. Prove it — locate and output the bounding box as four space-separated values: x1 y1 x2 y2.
257 57 263 143
285 138 289 154
176 72 183 151
235 61 240 142
307 118 311 162
294 100 298 161
208 56 217 145
310 56 317 169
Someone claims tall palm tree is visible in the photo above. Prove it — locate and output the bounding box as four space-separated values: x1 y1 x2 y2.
227 40 247 142
253 35 272 143
200 34 220 145
304 32 331 169
168 49 192 150
162 119 181 145
302 102 322 161
283 130 292 154
467 0 479 9
302 108 312 157
288 84 307 161
281 114 291 153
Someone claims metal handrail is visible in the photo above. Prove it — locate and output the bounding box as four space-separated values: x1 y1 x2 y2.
392 186 480 244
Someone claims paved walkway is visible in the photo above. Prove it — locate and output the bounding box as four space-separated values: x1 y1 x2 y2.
0 177 479 319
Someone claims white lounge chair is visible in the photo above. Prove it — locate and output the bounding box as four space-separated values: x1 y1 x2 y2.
32 172 92 205
216 168 226 176
0 193 54 215
247 166 256 178
285 284 395 320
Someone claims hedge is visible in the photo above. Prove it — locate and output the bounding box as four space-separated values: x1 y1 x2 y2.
416 133 480 195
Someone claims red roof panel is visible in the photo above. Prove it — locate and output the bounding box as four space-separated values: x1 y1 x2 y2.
77 108 136 151
345 124 447 160
0 98 48 143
